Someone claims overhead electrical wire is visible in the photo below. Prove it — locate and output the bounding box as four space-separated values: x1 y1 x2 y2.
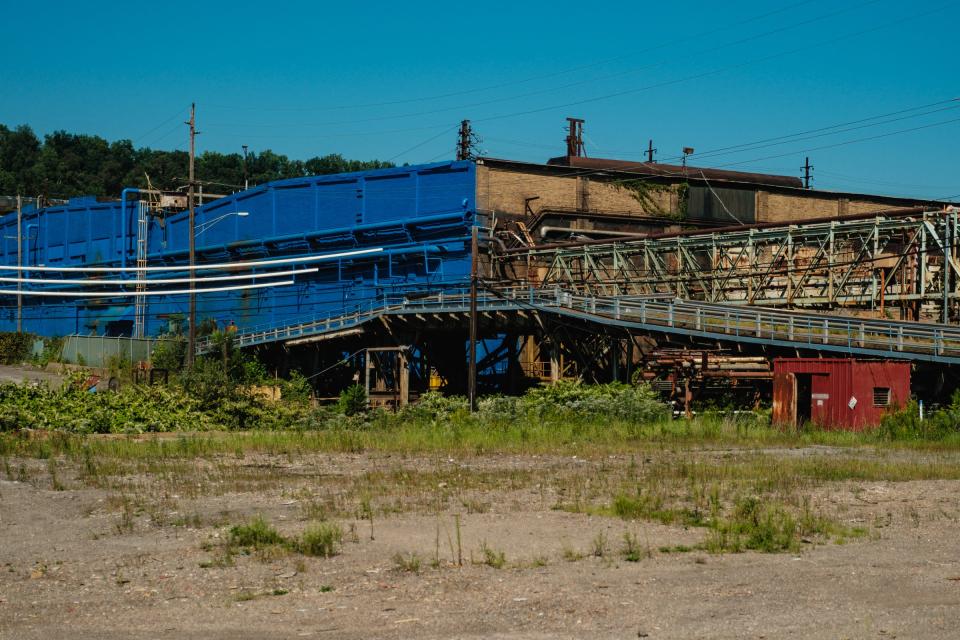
387 125 460 163
460 98 960 198
0 280 296 298
714 116 960 169
0 247 384 273
656 101 960 165
210 0 881 130
12 219 960 320
470 2 956 125
204 0 818 114
202 0 948 148
0 267 318 287
133 107 190 146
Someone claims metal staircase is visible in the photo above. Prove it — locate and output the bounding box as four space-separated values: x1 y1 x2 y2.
133 200 150 338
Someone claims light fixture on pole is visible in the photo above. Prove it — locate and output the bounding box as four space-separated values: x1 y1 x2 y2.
195 211 249 236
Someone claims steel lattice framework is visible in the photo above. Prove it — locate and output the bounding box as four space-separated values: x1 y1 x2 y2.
492 209 960 321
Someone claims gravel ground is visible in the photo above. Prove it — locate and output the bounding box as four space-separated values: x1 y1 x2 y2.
0 364 64 388
1 448 958 639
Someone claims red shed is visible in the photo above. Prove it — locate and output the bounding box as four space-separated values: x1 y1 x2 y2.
772 358 910 430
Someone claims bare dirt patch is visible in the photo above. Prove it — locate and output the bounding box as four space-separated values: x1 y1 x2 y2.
1 447 959 639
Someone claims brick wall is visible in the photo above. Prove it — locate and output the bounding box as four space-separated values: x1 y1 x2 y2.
477 163 942 226
476 165 676 217
757 192 927 223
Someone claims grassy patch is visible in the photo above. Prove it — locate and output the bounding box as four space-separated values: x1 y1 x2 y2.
297 523 343 558
621 531 646 561
477 541 506 569
229 516 284 550
223 516 343 560
392 552 422 574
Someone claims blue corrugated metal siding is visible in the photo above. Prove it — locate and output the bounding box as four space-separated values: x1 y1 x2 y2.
0 160 476 337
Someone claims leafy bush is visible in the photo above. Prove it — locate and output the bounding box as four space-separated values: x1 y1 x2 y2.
35 336 64 366
399 391 469 421
0 379 210 433
338 384 367 416
484 381 669 423
281 371 314 404
151 336 187 371
878 396 960 441
0 332 34 365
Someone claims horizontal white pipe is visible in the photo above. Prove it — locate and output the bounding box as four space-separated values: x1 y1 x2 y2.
0 267 317 286
0 247 383 273
0 280 294 298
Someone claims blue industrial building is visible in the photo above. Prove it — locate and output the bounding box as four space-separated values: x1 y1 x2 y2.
0 161 477 338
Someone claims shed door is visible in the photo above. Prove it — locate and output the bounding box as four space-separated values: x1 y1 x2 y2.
772 372 797 427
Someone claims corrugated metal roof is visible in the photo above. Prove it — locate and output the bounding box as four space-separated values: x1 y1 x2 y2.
547 155 804 188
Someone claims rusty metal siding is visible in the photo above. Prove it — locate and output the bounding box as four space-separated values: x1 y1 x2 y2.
772 358 910 430
849 361 911 428
771 372 796 426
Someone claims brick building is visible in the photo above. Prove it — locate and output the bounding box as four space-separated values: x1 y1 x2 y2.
475 155 954 241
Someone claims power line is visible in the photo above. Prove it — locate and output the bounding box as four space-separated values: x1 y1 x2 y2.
0 267 318 287
472 2 957 125
207 0 880 131
660 101 960 164
387 125 459 163
133 107 190 145
204 1 819 114
0 279 295 298
0 247 384 273
715 115 960 170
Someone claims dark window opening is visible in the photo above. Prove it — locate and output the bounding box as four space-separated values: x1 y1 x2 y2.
873 387 891 407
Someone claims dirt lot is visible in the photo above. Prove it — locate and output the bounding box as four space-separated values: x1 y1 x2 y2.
1 444 959 639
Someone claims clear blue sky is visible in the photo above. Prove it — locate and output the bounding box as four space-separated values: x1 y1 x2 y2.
2 0 958 199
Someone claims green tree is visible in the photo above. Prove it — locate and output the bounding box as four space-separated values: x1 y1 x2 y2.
0 124 41 194
0 122 396 200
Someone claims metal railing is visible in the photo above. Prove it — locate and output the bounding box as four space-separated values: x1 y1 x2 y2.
199 285 960 364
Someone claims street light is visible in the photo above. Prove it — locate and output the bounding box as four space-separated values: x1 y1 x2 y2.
195 211 249 236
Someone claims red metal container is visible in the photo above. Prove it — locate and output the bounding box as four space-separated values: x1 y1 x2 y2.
772 358 910 430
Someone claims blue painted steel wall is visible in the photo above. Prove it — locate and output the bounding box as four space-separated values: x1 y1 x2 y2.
0 161 476 337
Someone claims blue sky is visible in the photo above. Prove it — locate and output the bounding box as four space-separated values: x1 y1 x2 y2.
2 0 958 199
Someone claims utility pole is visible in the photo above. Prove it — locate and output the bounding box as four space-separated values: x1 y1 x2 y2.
681 147 695 179
456 120 472 161
646 139 656 163
16 194 22 333
186 103 198 366
802 157 813 189
468 225 479 412
242 145 249 190
565 117 585 158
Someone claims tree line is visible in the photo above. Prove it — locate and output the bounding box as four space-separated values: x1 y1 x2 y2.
0 124 395 200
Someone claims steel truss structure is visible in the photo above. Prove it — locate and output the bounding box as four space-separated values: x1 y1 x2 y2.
492 209 960 322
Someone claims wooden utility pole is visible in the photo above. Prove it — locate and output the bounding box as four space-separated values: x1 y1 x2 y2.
646 139 656 163
16 194 22 333
186 103 197 366
803 157 813 189
468 225 479 412
456 120 472 161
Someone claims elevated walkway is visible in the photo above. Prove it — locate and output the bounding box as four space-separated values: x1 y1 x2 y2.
199 286 960 365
